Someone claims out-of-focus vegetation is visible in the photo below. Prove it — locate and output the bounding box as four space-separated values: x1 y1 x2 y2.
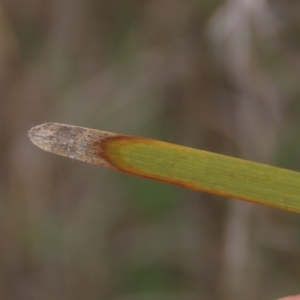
1 1 300 299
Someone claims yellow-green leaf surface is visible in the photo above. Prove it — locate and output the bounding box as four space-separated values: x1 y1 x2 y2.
29 123 300 213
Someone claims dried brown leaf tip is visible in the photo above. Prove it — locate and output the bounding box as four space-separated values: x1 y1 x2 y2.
28 123 115 168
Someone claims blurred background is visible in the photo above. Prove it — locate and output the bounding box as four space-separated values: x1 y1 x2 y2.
1 0 300 299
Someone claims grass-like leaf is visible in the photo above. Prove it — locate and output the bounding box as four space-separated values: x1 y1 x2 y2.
29 123 300 213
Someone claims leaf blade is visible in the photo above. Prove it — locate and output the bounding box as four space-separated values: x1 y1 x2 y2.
29 123 300 213
104 136 300 212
